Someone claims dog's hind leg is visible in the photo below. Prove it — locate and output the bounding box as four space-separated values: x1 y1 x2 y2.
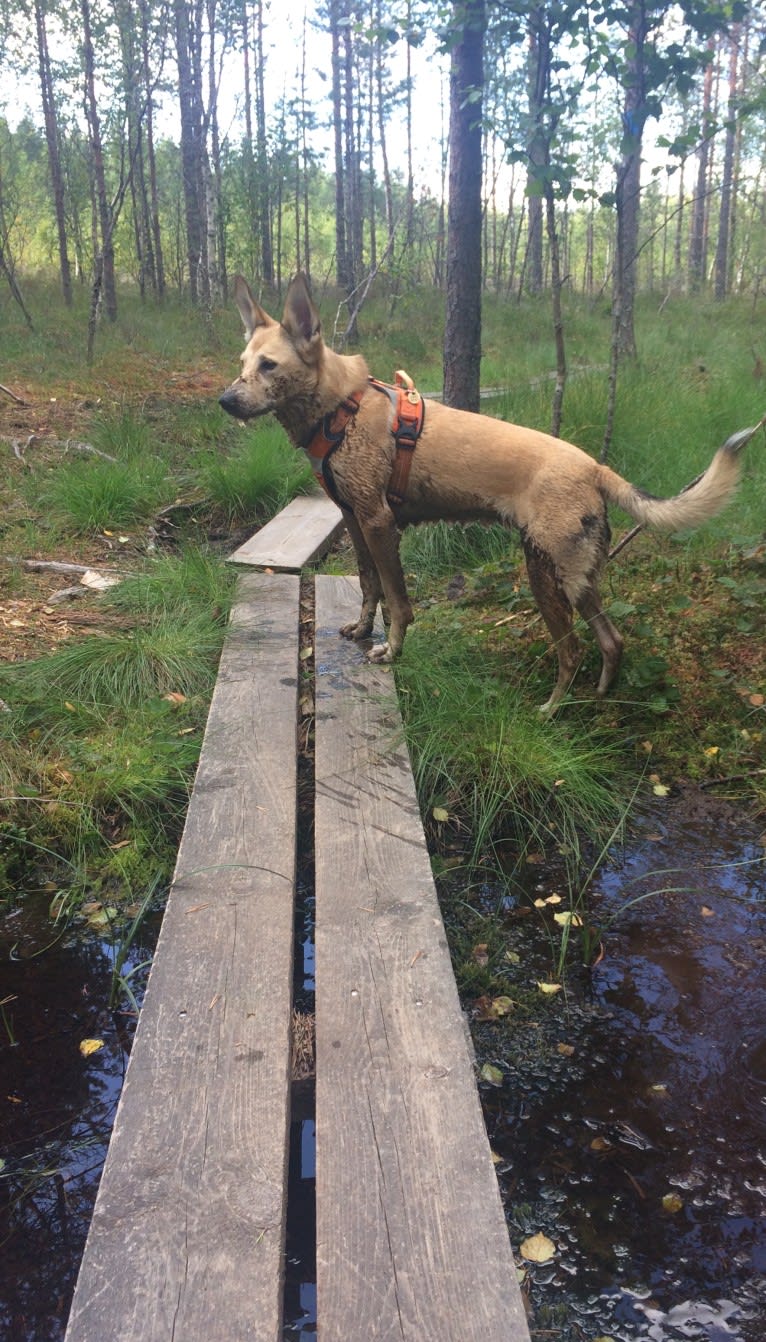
339 513 384 641
523 541 582 713
575 585 624 698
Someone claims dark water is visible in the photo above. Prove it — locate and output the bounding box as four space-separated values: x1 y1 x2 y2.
1 791 764 1342
484 788 766 1340
0 895 156 1342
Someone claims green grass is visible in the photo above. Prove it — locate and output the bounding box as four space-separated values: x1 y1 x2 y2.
2 277 765 927
395 624 628 870
199 422 314 522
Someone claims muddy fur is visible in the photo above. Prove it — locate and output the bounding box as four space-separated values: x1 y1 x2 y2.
220 273 749 711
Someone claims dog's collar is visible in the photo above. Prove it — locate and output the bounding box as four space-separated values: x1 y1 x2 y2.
303 373 425 512
302 390 365 482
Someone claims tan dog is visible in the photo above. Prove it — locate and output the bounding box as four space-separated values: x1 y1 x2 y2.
220 273 750 711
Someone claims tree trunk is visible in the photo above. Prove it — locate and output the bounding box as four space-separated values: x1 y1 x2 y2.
34 0 72 306
688 43 714 290
330 0 349 289
714 28 740 300
173 0 205 302
254 0 273 285
443 0 485 412
525 8 546 295
139 0 166 297
81 0 118 321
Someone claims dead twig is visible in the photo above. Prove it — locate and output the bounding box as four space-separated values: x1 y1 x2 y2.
0 382 28 405
63 439 118 463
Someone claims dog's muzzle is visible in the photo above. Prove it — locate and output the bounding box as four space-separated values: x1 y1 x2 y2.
219 388 248 419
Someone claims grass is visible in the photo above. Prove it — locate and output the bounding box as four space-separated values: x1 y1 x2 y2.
1 278 765 945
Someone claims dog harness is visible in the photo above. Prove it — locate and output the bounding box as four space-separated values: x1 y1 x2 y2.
303 371 425 511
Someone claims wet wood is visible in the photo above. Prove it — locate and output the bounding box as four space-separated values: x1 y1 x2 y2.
65 571 300 1342
228 491 345 570
313 575 530 1341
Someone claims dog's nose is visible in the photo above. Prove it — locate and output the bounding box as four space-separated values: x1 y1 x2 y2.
219 389 239 417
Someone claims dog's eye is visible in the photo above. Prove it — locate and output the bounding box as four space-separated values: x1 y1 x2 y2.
259 358 277 373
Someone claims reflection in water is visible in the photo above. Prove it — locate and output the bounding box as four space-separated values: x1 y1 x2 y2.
1 791 764 1342
486 790 765 1341
0 895 155 1342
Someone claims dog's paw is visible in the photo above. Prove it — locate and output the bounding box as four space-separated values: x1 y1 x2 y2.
339 619 373 641
367 641 394 664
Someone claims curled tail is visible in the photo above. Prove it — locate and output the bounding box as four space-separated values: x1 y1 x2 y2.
597 424 759 532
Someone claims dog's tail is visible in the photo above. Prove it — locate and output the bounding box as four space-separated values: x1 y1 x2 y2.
597 423 761 533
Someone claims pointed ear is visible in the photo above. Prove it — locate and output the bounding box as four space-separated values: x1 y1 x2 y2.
282 272 322 361
233 275 273 341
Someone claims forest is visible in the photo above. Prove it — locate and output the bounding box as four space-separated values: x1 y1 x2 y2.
1 0 765 364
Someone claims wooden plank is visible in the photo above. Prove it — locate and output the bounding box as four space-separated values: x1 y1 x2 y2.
228 492 345 570
65 572 301 1342
313 576 530 1342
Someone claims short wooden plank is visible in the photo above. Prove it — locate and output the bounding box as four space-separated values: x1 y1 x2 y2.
65 571 301 1342
228 492 345 570
313 576 530 1342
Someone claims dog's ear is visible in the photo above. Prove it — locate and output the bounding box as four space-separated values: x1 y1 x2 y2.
233 275 273 341
282 273 322 362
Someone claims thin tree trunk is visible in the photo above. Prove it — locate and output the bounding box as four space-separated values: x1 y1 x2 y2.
34 0 72 305
254 0 273 285
330 0 348 289
81 0 117 320
714 27 740 300
173 0 205 302
443 0 485 412
688 44 714 290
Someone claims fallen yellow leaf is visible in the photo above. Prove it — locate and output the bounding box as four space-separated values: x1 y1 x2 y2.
662 1192 683 1213
554 911 583 927
79 1038 105 1058
479 1063 504 1087
537 981 562 995
432 806 449 822
520 1231 556 1263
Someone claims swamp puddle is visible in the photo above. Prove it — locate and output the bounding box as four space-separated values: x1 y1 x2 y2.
0 895 157 1341
1 789 764 1342
482 786 766 1341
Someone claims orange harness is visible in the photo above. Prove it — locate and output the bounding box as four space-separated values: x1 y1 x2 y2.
304 371 425 512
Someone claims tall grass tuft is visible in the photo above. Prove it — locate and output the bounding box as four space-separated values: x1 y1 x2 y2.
396 625 627 869
201 424 314 522
36 454 169 533
400 521 512 581
4 615 224 721
104 548 235 621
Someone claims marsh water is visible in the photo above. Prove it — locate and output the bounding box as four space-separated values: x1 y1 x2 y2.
1 788 764 1341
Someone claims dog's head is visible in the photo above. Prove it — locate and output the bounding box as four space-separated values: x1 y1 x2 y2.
219 273 323 421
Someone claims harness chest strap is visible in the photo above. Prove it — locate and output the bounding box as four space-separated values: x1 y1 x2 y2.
304 372 425 510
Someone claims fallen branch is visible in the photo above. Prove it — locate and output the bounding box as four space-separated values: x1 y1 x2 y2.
63 439 118 463
16 558 93 575
0 382 28 405
699 767 766 790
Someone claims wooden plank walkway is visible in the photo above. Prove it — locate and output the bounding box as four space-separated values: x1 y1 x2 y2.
65 509 531 1341
314 578 529 1341
229 491 345 570
65 572 301 1342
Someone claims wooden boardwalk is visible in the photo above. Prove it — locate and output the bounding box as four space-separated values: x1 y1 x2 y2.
65 497 530 1342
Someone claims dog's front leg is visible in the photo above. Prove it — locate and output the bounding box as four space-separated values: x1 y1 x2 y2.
354 508 413 663
339 513 384 641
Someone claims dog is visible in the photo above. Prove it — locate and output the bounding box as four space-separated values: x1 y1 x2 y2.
220 272 752 712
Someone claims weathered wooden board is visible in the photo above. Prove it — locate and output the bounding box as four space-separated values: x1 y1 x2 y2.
65 572 301 1342
313 576 530 1342
228 492 345 570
